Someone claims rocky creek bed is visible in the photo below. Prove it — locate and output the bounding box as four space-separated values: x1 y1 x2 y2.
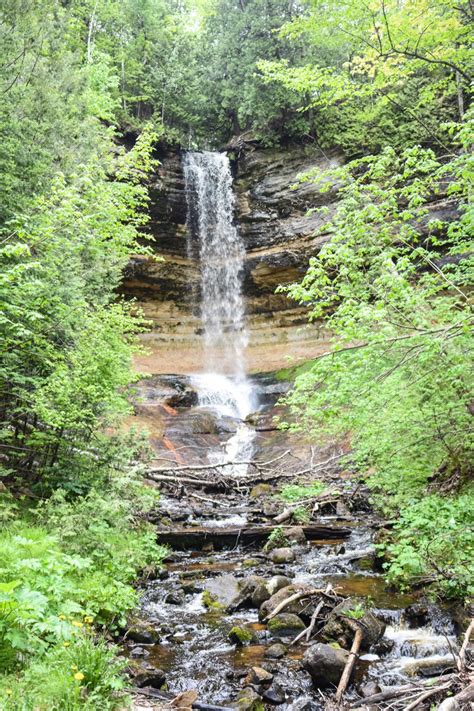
122 374 471 710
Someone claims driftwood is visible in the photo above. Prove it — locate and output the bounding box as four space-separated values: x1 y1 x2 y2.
438 682 474 710
458 618 474 672
335 625 363 702
351 674 458 708
403 681 453 711
158 524 351 550
264 588 325 622
290 597 328 646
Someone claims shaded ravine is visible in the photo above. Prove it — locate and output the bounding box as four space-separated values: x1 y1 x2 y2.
124 152 460 708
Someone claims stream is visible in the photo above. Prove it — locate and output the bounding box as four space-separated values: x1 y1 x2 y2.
125 151 460 709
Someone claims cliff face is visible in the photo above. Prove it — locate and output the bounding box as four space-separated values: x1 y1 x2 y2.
123 142 342 374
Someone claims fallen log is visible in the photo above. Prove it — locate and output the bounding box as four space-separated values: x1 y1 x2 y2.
157 523 351 550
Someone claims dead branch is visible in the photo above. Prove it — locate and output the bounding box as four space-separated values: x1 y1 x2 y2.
264 588 324 622
458 618 474 672
335 625 363 701
403 681 453 711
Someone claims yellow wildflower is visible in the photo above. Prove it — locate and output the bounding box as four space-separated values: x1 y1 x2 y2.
71 621 83 628
63 641 70 647
74 672 85 682
84 615 93 624
6 689 12 696
59 614 66 620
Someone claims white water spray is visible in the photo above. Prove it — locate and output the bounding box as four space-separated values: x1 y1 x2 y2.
183 151 255 470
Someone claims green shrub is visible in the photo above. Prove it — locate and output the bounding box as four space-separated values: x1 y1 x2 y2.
380 490 474 599
0 634 127 710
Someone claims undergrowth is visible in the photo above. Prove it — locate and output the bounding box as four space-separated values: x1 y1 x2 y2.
0 459 166 708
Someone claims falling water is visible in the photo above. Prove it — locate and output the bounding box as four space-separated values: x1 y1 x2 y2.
183 151 255 469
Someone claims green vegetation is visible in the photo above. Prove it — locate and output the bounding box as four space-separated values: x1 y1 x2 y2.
0 0 472 705
273 2 473 599
264 526 289 551
278 483 325 503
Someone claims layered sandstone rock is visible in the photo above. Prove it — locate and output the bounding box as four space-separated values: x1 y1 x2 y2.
122 141 341 373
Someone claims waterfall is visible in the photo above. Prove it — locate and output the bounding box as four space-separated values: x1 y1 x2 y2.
183 152 247 375
183 151 255 468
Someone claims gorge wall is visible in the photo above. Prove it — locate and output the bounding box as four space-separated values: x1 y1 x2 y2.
122 141 343 374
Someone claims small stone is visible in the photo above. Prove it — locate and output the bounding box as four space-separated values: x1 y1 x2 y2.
263 683 286 704
245 666 273 685
359 681 381 697
265 643 287 659
164 591 185 605
269 548 295 564
126 626 160 644
129 646 150 658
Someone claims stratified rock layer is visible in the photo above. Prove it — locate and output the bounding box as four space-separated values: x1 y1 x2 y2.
122 142 341 374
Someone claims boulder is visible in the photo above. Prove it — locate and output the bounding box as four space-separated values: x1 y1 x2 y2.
251 576 291 607
228 626 255 646
320 598 385 650
164 591 185 605
269 547 295 564
302 643 350 687
126 625 160 644
286 527 306 545
267 613 305 637
259 584 317 622
227 575 266 612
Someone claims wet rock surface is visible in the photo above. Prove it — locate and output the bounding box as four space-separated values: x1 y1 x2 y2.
123 372 459 709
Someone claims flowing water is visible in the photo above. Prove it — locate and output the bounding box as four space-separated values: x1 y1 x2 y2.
126 153 460 709
183 151 255 473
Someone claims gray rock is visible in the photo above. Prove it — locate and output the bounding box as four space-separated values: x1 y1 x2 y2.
164 591 185 605
302 642 350 687
263 683 286 704
286 527 306 544
359 681 381 697
265 643 287 659
129 646 150 658
286 696 319 711
269 547 295 564
126 626 160 644
133 667 167 689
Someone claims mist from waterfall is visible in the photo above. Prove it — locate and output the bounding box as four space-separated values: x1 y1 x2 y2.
183 151 255 467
